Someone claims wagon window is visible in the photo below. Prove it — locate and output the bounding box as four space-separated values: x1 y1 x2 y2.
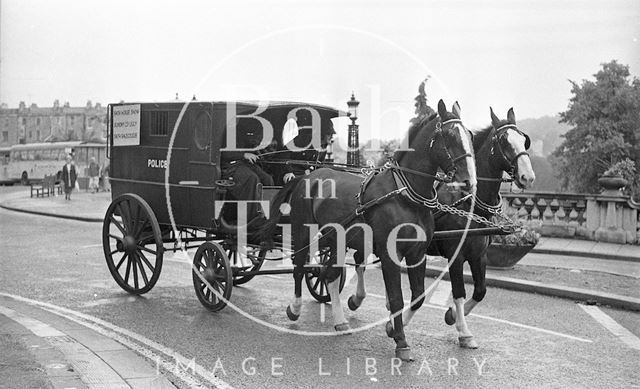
193 111 211 150
148 111 169 136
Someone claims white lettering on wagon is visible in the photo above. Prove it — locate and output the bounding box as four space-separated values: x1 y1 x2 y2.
148 159 167 169
113 104 140 146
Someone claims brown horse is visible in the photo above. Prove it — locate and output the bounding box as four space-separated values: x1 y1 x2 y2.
429 107 535 349
263 100 477 360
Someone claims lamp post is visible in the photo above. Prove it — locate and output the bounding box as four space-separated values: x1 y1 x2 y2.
325 138 334 163
347 92 360 167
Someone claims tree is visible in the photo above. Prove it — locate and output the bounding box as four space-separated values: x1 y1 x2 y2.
552 61 640 195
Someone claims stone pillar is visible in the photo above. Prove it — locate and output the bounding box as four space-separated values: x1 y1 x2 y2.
594 196 632 244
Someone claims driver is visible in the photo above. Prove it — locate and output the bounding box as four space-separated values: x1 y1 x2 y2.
221 126 275 225
281 111 334 184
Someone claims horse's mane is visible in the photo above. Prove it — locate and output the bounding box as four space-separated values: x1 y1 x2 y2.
472 125 493 151
472 119 510 151
394 112 438 162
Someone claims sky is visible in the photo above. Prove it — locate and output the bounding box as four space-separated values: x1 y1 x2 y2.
1 0 638 145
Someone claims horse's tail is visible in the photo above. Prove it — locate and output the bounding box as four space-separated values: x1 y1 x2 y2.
259 176 305 243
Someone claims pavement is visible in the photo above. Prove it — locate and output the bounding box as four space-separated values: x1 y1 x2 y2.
1 186 639 387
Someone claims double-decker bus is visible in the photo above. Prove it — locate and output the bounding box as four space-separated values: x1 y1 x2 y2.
5 141 107 185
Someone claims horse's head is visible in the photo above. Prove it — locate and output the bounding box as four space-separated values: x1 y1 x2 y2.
489 107 535 189
430 100 477 191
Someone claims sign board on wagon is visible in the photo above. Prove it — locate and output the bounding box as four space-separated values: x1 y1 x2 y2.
112 104 141 146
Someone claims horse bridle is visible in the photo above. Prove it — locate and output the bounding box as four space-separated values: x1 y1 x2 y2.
432 118 474 177
490 124 530 175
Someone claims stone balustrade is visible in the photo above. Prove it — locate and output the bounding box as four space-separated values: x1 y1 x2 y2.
501 190 640 245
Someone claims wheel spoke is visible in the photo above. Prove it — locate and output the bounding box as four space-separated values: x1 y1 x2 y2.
312 276 321 291
124 255 132 284
118 202 132 232
137 245 157 256
137 250 155 273
319 280 326 296
110 249 119 256
109 234 123 242
131 201 141 236
135 254 148 286
110 215 126 235
115 253 128 271
137 233 154 243
132 253 139 289
134 219 149 241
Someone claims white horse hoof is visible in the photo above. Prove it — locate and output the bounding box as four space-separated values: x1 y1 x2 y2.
458 336 478 349
334 322 351 332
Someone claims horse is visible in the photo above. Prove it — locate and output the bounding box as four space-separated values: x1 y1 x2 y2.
263 99 477 361
428 107 535 349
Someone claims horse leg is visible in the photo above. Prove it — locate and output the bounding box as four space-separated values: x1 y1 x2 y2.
463 251 488 316
445 255 478 349
348 250 367 311
380 256 412 361
286 248 308 321
327 245 349 332
402 250 426 328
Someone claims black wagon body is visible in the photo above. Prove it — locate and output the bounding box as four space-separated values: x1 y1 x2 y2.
102 100 348 310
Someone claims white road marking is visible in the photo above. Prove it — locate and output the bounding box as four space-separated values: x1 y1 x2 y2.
80 243 103 249
0 293 234 389
0 305 138 388
0 305 65 337
579 304 640 351
429 281 450 306
367 292 592 343
263 275 286 280
345 266 357 286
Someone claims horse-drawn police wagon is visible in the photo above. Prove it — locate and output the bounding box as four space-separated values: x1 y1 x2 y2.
102 100 348 311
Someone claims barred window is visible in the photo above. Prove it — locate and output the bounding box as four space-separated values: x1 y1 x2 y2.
148 111 169 136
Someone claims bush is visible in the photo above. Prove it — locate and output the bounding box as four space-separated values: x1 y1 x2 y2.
603 158 636 180
491 229 540 246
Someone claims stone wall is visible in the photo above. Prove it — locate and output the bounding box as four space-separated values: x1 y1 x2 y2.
503 190 639 245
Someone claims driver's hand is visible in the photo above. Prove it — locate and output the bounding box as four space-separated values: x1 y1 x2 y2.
243 153 259 164
283 173 295 183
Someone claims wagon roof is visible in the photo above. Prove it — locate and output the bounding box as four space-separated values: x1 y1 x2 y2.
111 100 348 118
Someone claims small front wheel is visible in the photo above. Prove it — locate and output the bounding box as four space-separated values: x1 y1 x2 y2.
305 247 346 303
225 242 266 286
192 242 233 311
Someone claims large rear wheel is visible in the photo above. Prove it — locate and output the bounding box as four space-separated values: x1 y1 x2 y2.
102 194 163 295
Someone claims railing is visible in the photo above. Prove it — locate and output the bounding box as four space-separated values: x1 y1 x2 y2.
501 190 640 245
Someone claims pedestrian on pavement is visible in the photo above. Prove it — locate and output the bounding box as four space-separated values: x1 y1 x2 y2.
101 163 110 192
61 154 77 200
88 157 100 193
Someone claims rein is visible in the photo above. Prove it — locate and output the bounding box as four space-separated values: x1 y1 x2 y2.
491 124 530 171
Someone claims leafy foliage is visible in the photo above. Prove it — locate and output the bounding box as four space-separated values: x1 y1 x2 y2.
552 61 640 196
603 158 636 179
491 229 540 246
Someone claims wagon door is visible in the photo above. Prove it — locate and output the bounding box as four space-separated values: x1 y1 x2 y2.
188 103 217 227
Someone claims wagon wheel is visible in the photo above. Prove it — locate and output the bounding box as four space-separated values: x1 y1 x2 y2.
224 242 266 286
192 242 233 311
102 194 163 295
305 247 346 303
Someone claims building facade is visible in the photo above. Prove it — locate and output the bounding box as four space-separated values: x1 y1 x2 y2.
0 100 107 148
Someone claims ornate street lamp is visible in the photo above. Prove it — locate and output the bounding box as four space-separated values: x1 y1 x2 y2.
347 92 360 167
